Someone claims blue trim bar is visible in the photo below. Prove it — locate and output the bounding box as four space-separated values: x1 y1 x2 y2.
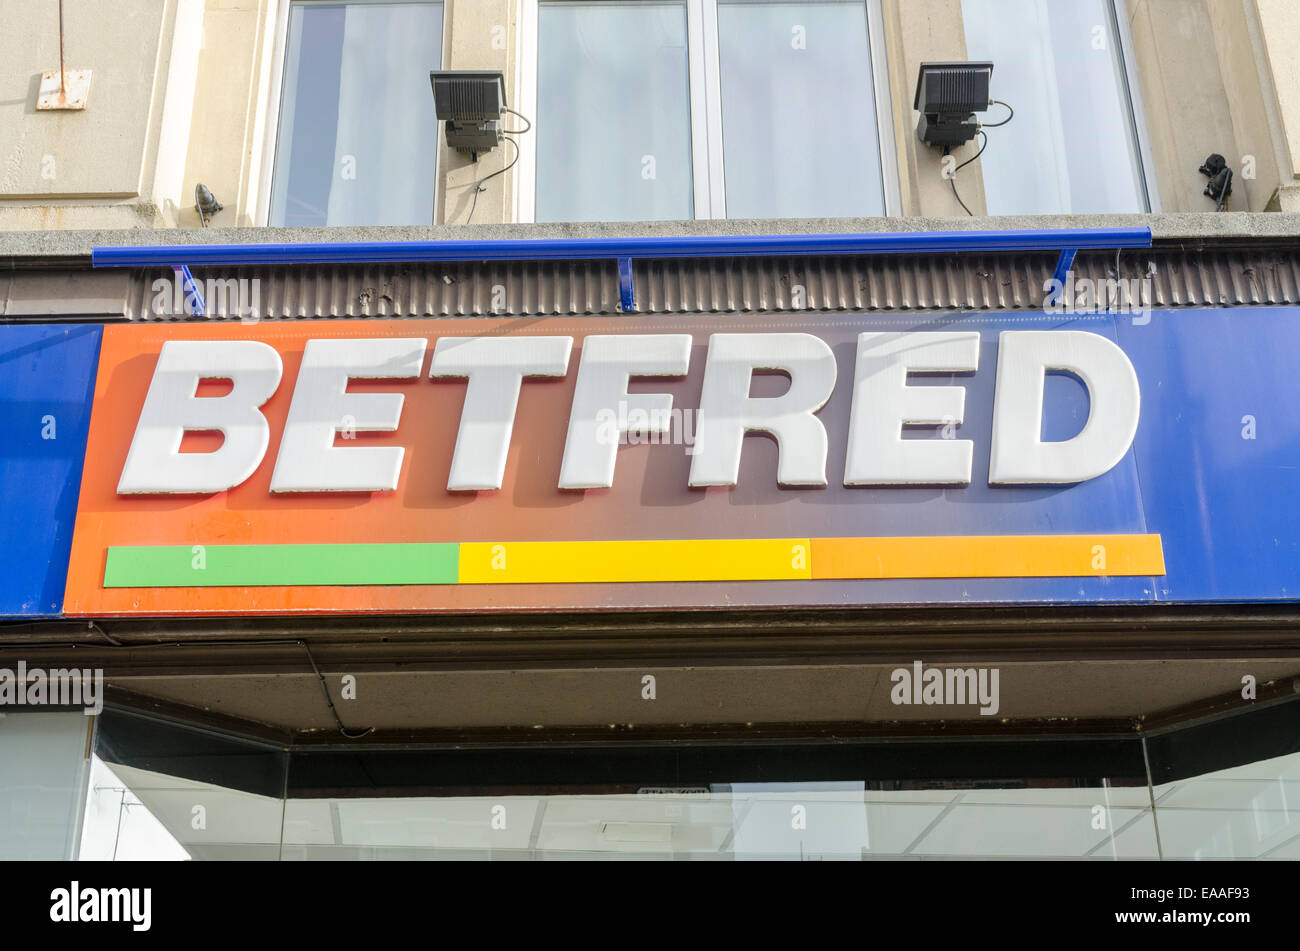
617 257 634 312
1048 248 1078 305
92 228 1152 268
173 264 205 317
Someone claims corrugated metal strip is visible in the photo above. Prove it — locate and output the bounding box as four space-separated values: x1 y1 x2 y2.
101 247 1300 320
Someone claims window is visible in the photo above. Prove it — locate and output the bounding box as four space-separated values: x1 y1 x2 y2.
536 2 695 222
529 0 896 222
268 1 445 227
717 1 884 219
962 0 1153 214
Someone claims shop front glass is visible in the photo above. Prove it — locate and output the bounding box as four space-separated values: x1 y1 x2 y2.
61 696 1300 860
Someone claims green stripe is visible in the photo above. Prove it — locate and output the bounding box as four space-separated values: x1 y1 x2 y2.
104 543 459 587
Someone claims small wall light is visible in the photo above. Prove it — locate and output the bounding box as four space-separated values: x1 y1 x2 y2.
195 184 223 228
1198 154 1233 211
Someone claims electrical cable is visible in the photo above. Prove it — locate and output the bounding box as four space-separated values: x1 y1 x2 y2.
498 106 532 135
87 620 122 646
939 97 1013 216
1215 170 1233 211
297 641 374 737
982 99 1014 128
434 107 533 226
954 129 989 175
463 106 532 224
946 130 988 217
949 172 973 216
465 133 520 225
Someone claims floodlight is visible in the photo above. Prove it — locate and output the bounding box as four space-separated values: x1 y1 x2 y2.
430 70 507 160
914 62 994 149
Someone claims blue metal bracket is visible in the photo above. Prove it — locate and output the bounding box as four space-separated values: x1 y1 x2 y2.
1047 248 1078 305
174 264 205 317
617 257 634 312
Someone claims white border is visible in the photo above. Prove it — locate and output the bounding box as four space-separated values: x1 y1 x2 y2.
697 0 727 218
1112 0 1161 213
255 0 290 227
518 0 540 222
686 0 715 218
866 0 901 216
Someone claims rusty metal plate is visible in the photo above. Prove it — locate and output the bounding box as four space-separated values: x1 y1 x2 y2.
37 68 91 111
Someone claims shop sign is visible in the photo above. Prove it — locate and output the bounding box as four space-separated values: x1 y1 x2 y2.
57 309 1300 614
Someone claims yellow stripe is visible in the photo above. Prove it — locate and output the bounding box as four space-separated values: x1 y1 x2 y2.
811 534 1165 579
457 534 1164 584
458 538 812 584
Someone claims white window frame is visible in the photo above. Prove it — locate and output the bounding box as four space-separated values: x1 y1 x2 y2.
518 0 901 223
1112 0 1161 212
255 0 450 227
255 0 292 227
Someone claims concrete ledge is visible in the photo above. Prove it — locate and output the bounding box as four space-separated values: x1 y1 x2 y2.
5 213 1300 262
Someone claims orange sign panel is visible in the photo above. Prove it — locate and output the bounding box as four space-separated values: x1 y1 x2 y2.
64 318 1162 616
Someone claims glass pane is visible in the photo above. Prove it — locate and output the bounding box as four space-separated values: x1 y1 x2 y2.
727 782 869 860
962 0 1148 214
0 712 91 860
278 738 1152 859
1147 754 1300 860
279 784 1156 859
908 783 1157 859
1145 698 1300 859
269 1 444 227
536 1 693 222
718 0 884 219
80 710 287 861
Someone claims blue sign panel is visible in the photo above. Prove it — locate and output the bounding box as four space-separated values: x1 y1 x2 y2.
0 324 101 616
1118 307 1300 601
850 306 1300 605
840 307 1300 605
774 314 1160 607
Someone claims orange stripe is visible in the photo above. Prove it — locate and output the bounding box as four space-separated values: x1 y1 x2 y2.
811 534 1164 579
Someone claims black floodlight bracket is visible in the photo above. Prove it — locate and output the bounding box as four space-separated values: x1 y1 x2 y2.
430 70 507 161
914 61 994 150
